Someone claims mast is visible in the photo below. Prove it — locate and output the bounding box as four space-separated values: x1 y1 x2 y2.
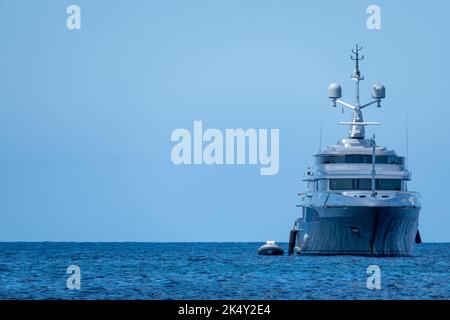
351 44 364 106
327 45 386 139
350 45 365 138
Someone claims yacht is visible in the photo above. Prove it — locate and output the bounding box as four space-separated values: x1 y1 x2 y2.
289 45 421 256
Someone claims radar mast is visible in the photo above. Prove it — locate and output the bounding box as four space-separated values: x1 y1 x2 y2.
327 45 386 139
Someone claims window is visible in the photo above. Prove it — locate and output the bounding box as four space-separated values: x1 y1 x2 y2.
375 156 387 164
357 179 372 190
329 179 402 191
345 155 361 163
330 179 354 190
361 155 373 163
387 156 404 164
376 179 401 191
319 156 345 164
316 155 404 165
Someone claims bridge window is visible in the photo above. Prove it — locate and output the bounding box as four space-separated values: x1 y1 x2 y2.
316 155 404 165
319 156 345 164
329 179 401 191
375 156 387 164
345 155 372 163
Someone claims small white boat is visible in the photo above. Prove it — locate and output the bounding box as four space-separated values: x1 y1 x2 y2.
257 241 284 256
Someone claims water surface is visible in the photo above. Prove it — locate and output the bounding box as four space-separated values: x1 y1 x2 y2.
0 242 448 299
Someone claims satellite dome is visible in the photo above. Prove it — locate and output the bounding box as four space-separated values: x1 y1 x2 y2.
328 83 342 99
372 84 385 99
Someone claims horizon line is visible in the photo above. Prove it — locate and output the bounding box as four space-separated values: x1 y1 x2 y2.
0 241 449 244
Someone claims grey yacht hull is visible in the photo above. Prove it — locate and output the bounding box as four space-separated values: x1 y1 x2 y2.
296 206 420 256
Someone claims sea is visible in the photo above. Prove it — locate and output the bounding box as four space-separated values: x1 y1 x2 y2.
0 242 448 300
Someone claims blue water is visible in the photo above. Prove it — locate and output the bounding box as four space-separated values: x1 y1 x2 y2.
0 242 448 300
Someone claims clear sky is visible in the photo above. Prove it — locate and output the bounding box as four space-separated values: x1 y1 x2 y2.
0 0 449 242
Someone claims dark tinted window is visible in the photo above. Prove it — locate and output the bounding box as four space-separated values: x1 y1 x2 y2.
345 155 361 163
357 179 372 190
375 156 388 164
317 156 342 164
322 156 345 164
387 156 404 164
376 179 401 190
317 155 404 165
330 179 354 190
361 155 373 163
329 179 401 191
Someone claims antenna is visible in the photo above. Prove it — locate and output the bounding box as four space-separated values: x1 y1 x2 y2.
319 99 324 152
351 45 365 83
327 45 385 139
351 44 364 107
370 134 377 197
406 98 409 169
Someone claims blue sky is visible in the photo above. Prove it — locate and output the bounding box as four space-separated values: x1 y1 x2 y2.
0 0 449 242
